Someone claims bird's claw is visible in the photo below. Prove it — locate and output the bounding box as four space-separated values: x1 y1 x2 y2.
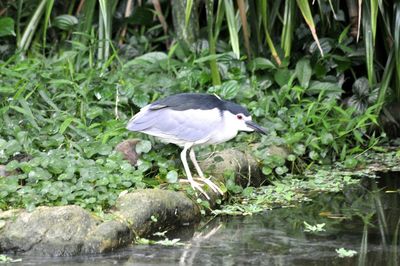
187 180 210 200
196 177 224 196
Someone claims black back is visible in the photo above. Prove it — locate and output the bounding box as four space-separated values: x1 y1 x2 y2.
150 93 250 116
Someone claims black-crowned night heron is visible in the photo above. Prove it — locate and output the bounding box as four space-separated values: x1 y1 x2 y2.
127 93 266 199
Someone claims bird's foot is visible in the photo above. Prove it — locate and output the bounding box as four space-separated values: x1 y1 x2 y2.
195 177 224 196
180 179 210 200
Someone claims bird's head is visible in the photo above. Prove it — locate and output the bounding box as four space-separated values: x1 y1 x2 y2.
223 102 267 135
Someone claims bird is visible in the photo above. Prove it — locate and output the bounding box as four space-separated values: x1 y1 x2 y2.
126 93 267 199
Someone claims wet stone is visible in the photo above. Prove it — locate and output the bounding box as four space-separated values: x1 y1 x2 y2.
115 189 200 237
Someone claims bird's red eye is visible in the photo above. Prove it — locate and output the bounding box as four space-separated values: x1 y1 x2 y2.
237 114 243 120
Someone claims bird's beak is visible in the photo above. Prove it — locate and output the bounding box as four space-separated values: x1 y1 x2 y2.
245 120 267 135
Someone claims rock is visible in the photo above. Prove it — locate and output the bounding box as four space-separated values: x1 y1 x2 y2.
0 165 6 177
200 148 265 187
0 206 131 256
115 189 200 237
115 139 140 166
0 165 17 177
83 220 132 254
0 206 98 256
264 145 290 158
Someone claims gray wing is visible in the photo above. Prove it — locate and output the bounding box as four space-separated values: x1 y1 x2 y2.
127 106 222 142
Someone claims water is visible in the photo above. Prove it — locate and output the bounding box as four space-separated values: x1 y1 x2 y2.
9 172 400 265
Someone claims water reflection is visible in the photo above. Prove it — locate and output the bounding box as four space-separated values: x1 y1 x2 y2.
11 172 400 266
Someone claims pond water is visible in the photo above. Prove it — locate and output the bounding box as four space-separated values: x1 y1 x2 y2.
10 172 400 265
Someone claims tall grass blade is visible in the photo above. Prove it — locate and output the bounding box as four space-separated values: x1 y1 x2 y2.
42 0 55 50
362 1 376 85
394 2 400 100
327 0 337 19
377 0 392 39
74 0 96 70
268 0 281 31
281 0 295 58
357 0 362 42
16 0 23 44
296 0 324 56
370 0 378 44
224 0 240 59
98 0 110 62
206 0 221 85
214 0 225 40
237 0 251 58
260 0 281 65
375 49 394 114
18 0 47 54
185 0 194 28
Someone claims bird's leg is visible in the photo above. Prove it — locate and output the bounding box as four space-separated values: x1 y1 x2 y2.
189 148 224 196
181 145 210 200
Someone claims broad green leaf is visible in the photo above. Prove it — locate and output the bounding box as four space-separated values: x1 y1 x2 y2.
295 59 312 88
125 52 168 66
53 14 79 30
274 69 292 87
307 81 342 98
166 170 178 183
0 86 15 94
135 140 152 154
220 80 239 99
250 57 276 70
0 17 15 37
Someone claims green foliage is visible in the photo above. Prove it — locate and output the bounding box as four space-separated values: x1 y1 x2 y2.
0 254 22 263
0 17 15 37
0 42 387 210
336 248 358 258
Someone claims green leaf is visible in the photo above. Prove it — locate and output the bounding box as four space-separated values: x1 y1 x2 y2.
296 0 323 56
28 167 52 181
53 14 78 30
275 166 288 175
352 77 370 96
344 157 358 168
0 86 15 95
166 170 178 183
220 80 239 99
0 17 15 37
274 69 292 87
135 140 152 154
336 248 357 258
59 117 75 134
295 59 312 88
321 132 334 145
250 57 276 71
262 166 272 175
307 81 342 98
